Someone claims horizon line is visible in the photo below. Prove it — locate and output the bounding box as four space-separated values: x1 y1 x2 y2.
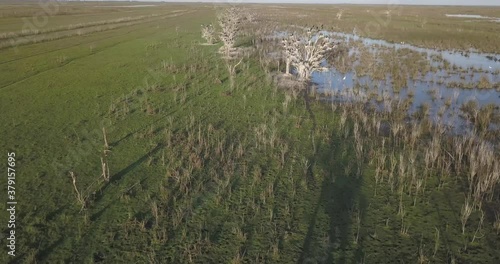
58 0 500 7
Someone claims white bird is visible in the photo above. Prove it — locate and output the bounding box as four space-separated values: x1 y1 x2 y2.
343 75 346 80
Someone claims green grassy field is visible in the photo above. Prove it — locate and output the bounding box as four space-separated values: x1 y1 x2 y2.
0 2 499 263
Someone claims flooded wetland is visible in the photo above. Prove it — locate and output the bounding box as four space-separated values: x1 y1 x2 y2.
0 2 499 263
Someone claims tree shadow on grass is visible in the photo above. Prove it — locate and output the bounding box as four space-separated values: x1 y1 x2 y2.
93 143 163 204
110 143 162 184
31 237 64 264
299 137 366 263
46 205 68 222
303 84 317 133
298 91 366 263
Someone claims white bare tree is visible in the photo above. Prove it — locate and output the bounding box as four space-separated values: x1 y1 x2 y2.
420 18 428 28
384 9 392 19
281 34 296 76
217 7 245 90
201 24 216 45
217 7 242 58
282 27 337 82
336 9 345 20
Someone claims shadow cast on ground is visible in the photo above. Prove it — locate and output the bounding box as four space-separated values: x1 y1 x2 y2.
298 89 366 263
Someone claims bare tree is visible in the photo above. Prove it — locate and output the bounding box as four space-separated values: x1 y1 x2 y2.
336 9 345 20
226 57 244 90
217 7 245 90
281 34 295 76
217 7 241 58
69 171 86 211
282 27 337 82
101 155 110 182
201 24 216 45
420 18 428 29
384 9 392 19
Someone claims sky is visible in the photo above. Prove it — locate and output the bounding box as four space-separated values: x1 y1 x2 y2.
81 0 500 6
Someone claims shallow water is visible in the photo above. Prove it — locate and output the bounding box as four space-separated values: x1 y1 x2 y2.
314 69 500 113
275 29 500 70
446 14 488 19
97 5 158 8
272 29 500 131
325 31 500 71
307 32 500 132
313 70 500 134
445 14 500 22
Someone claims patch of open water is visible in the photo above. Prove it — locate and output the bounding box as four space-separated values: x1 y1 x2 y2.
276 30 500 132
445 14 500 23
